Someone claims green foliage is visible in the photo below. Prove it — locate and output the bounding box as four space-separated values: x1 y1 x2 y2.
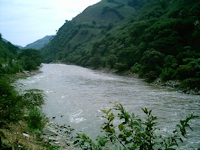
24 35 54 50
0 36 42 74
160 68 176 81
26 108 47 131
0 76 47 131
75 103 198 150
18 49 43 70
141 49 165 76
0 76 24 127
0 62 23 74
145 71 158 82
179 78 200 90
176 65 195 80
107 54 118 68
87 54 102 68
130 63 141 73
22 89 45 109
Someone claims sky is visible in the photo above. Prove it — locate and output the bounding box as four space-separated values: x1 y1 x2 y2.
0 0 101 47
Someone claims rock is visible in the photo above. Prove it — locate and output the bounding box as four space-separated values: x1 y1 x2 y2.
42 128 58 136
42 122 79 149
23 71 30 76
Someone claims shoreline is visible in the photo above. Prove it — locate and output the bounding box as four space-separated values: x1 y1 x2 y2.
42 122 78 149
29 63 200 95
95 67 200 95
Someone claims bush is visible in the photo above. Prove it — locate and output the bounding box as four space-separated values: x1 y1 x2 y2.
160 67 176 81
26 108 47 130
114 62 127 71
107 54 118 68
0 76 24 127
176 65 195 80
179 78 200 90
22 89 45 109
130 63 141 73
145 71 158 82
75 103 198 150
0 76 47 130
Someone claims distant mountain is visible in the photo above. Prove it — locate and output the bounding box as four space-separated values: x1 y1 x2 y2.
24 35 54 50
2 38 23 49
2 38 9 42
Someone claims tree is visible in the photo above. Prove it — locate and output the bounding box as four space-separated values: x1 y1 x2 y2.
141 49 165 71
18 49 43 70
107 54 118 68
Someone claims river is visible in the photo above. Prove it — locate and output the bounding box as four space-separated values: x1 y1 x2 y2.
15 63 200 149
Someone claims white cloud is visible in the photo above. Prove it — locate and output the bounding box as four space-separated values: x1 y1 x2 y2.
0 0 100 47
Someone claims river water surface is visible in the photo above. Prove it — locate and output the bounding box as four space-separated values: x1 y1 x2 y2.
16 64 200 149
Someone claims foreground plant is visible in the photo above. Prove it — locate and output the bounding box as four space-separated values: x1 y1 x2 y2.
75 102 198 150
0 76 48 148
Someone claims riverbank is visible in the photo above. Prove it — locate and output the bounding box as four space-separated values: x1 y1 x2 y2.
42 122 78 150
4 66 78 149
96 67 200 95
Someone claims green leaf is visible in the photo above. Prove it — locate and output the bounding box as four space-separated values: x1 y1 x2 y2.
119 123 124 131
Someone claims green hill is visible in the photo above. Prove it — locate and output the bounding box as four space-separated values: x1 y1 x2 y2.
24 35 54 50
42 0 200 90
42 0 135 63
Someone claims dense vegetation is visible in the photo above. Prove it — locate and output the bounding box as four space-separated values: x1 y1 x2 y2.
0 33 48 149
42 0 200 91
0 33 43 74
75 102 198 149
0 75 48 149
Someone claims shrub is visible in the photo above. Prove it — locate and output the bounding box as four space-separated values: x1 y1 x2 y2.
0 76 47 130
107 54 118 68
22 89 45 109
26 108 47 131
0 76 24 127
160 67 176 81
176 65 195 80
179 78 200 90
145 71 158 82
75 103 198 150
114 62 127 71
130 63 141 73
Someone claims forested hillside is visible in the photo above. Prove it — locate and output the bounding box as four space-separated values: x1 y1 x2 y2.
42 0 135 63
0 33 43 73
42 0 200 90
24 35 54 50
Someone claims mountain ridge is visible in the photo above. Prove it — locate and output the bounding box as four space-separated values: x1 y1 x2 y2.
42 0 135 62
24 35 54 50
42 0 200 91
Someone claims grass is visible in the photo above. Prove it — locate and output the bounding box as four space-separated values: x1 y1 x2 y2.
0 120 47 149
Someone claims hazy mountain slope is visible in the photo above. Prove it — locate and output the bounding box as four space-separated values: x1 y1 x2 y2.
2 38 23 49
73 0 135 25
24 35 54 50
0 35 19 63
42 0 135 63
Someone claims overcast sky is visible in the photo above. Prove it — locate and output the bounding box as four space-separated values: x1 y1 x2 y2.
0 0 101 47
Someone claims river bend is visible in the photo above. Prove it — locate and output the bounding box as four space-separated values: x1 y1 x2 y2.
15 64 200 149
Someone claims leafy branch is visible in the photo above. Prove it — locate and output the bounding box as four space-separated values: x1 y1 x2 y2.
74 102 199 150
